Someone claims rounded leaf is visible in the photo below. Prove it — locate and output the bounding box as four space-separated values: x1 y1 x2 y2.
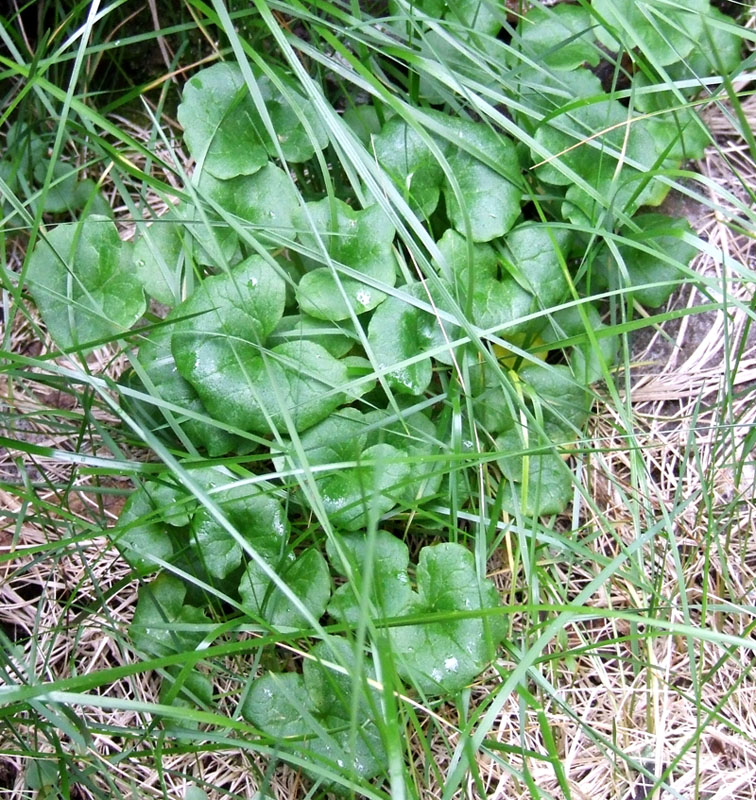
26 216 145 351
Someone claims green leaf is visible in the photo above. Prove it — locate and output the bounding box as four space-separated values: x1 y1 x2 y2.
130 574 210 658
592 0 709 67
133 215 186 306
367 284 442 396
328 531 505 694
190 482 289 580
365 407 442 504
36 160 80 214
280 409 415 530
239 548 331 628
594 213 697 308
512 68 602 136
518 363 592 433
469 361 517 436
320 443 412 531
372 117 443 217
518 4 599 71
25 216 145 351
270 314 356 358
178 63 328 179
135 323 241 456
160 670 214 735
533 89 668 223
294 199 398 320
253 68 329 163
495 426 572 516
242 640 386 784
111 485 173 573
502 223 571 310
327 530 414 622
435 229 538 335
199 162 299 245
440 117 522 242
170 257 355 435
178 63 268 179
540 304 618 385
171 255 286 347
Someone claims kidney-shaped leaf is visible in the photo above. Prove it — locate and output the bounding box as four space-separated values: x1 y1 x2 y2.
178 63 328 179
112 484 174 574
367 283 451 396
199 162 300 246
135 323 241 456
592 0 708 67
436 229 539 335
438 116 522 242
518 4 599 71
26 216 145 351
178 63 268 179
594 213 697 308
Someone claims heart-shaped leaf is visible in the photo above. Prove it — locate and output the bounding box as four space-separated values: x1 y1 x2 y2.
294 199 397 320
281 409 415 530
178 63 328 179
134 324 241 456
130 574 211 658
495 425 573 516
198 162 300 246
242 639 386 784
112 484 174 573
518 4 599 71
328 531 505 694
239 548 330 628
440 117 522 242
191 482 289 580
367 282 455 396
593 213 697 308
372 117 443 217
592 0 709 67
25 216 145 351
502 223 571 310
171 256 351 434
435 229 538 335
178 63 268 179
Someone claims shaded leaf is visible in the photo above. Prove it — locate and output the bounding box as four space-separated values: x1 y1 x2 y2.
112 485 173 573
130 574 210 658
243 640 386 784
372 117 443 217
592 0 709 67
441 117 522 242
594 213 697 308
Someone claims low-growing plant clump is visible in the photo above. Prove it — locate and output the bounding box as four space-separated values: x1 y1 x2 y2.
17 0 746 793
